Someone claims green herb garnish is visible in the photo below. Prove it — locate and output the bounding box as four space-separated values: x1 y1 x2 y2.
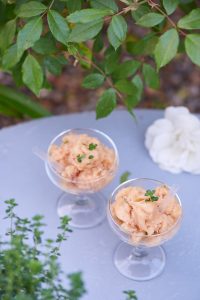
77 154 86 163
88 143 97 150
123 290 138 300
88 155 94 159
120 171 131 184
145 189 159 202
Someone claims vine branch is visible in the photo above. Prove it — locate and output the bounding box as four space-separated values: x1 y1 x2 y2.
75 54 124 101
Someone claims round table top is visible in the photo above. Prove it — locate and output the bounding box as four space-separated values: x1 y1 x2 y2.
0 109 199 300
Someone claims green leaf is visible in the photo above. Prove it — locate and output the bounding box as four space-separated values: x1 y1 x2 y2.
154 29 179 69
112 60 141 81
67 8 112 23
32 33 57 55
185 34 200 66
132 4 151 21
136 13 165 27
163 0 179 15
12 62 23 87
16 1 47 18
44 56 67 75
22 54 43 96
115 79 137 95
47 10 69 45
96 88 116 119
120 171 131 184
132 75 143 102
107 15 127 50
66 0 82 13
68 19 103 42
0 19 16 52
93 33 104 52
127 34 158 56
178 8 200 29
90 0 118 13
17 17 43 56
124 75 143 112
78 43 92 68
142 64 160 89
82 73 105 89
0 85 50 118
104 48 120 74
2 44 22 70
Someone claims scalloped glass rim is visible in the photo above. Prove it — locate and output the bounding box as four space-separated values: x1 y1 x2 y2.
47 128 119 184
108 177 182 238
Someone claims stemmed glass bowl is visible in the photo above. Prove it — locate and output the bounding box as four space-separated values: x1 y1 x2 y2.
46 128 119 229
107 178 182 281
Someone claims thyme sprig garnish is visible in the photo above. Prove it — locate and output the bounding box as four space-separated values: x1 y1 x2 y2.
145 189 159 202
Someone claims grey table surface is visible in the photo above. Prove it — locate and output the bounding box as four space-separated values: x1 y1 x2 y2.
0 109 199 300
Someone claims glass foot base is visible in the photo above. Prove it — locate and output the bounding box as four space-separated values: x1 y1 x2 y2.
57 192 106 229
114 242 166 281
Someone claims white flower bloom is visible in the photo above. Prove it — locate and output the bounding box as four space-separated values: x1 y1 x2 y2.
145 106 200 174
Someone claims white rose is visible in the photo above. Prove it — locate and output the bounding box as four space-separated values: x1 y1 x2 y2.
145 106 200 174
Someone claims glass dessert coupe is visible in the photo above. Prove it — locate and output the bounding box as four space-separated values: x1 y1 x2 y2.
46 128 119 229
107 178 182 281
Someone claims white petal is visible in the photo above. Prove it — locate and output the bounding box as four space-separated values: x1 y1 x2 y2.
165 106 189 123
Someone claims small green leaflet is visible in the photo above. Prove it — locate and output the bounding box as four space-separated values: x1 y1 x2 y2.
185 34 200 66
47 10 69 45
0 19 16 52
120 171 131 184
107 15 127 50
178 8 200 29
136 13 165 28
82 73 105 89
111 60 141 81
2 44 22 70
90 0 118 13
17 17 43 56
145 189 159 202
16 1 47 18
44 56 67 76
88 143 97 150
142 64 160 90
132 4 150 22
68 19 103 43
154 29 179 69
66 0 82 13
124 75 143 118
96 88 116 119
67 8 112 23
22 54 43 96
32 33 57 55
163 0 179 15
115 79 137 95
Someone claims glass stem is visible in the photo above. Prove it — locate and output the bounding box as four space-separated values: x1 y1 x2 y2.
75 195 87 206
131 246 148 258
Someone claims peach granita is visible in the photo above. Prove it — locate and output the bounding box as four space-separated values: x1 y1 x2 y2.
111 185 182 247
48 133 117 193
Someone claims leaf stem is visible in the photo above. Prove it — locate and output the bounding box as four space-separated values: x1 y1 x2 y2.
147 0 187 36
49 0 55 10
76 54 123 100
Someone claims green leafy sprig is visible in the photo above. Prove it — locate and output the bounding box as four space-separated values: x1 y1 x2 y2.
0 199 86 300
145 189 159 202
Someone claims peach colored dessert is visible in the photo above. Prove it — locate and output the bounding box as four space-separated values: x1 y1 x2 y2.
111 185 182 247
48 133 117 192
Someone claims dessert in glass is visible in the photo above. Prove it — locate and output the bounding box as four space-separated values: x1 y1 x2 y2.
46 128 119 229
108 178 182 281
